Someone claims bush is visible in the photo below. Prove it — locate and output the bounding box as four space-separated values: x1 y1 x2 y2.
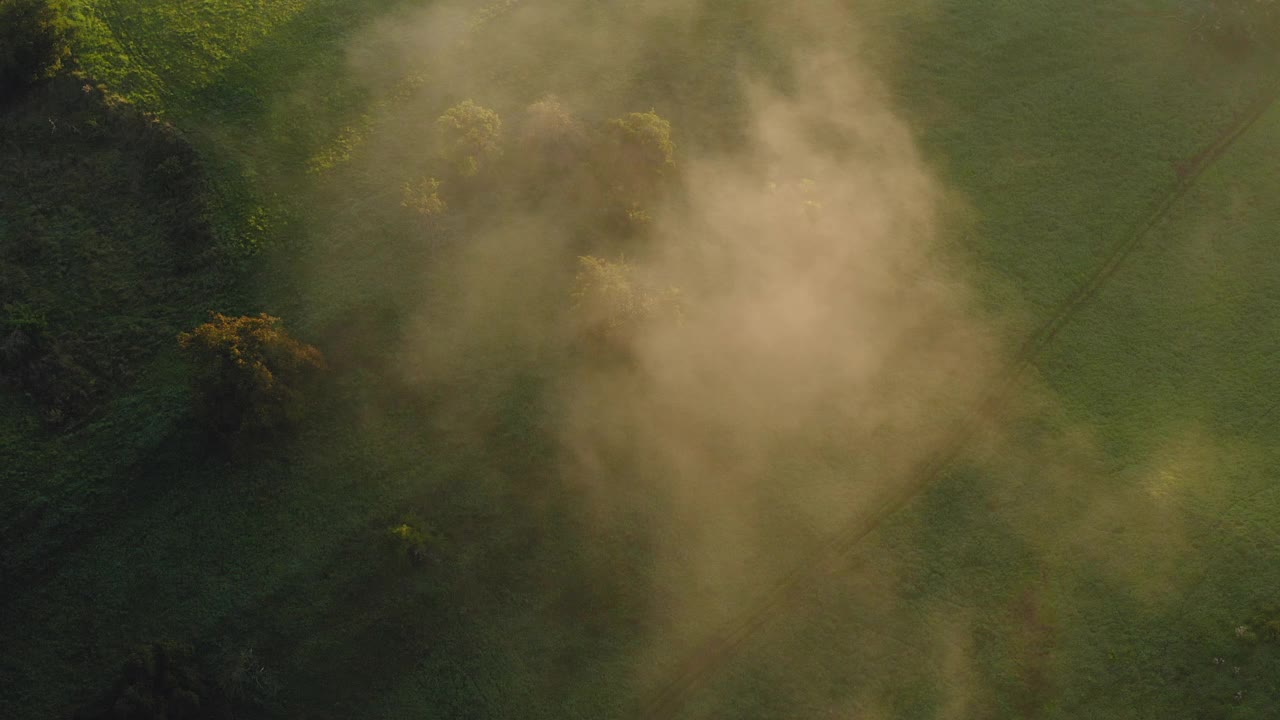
401 176 447 218
177 313 325 449
0 0 71 102
387 515 437 564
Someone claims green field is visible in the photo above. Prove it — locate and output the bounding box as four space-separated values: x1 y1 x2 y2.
4 0 1280 718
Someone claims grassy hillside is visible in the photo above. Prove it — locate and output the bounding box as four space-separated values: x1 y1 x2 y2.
3 0 1280 718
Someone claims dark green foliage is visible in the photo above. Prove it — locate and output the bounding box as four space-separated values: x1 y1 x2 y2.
74 643 225 720
0 0 70 102
177 313 325 448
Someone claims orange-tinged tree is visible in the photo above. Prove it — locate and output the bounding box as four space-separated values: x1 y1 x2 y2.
178 313 324 448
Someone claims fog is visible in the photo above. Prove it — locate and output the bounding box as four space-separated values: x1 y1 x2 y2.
288 0 1248 715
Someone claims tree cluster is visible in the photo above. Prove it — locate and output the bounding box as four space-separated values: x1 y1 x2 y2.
404 98 676 230
399 98 686 350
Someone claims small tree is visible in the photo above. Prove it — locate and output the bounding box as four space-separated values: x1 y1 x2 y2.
599 110 676 196
519 95 587 172
177 313 324 449
401 176 447 218
436 99 503 178
570 255 681 346
0 0 71 102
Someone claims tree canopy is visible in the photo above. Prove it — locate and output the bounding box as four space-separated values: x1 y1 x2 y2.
436 99 503 178
600 110 675 194
177 313 324 449
570 255 682 344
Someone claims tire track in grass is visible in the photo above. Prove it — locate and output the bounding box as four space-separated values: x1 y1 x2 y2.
635 80 1280 720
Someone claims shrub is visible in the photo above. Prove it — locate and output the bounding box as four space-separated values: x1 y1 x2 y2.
0 0 71 102
436 99 503 178
401 176 448 218
177 313 325 449
387 516 437 564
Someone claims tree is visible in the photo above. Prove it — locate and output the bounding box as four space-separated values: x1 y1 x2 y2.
570 255 682 346
0 0 71 102
436 99 503 178
599 110 676 198
177 313 324 449
518 95 587 173
401 176 447 218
